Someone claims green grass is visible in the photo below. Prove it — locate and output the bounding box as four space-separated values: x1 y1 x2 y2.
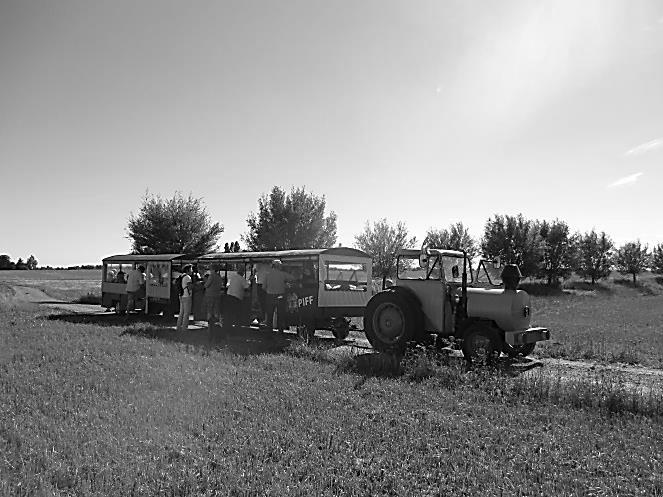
1 301 663 496
530 274 663 368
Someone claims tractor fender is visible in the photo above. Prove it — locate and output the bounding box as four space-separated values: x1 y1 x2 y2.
389 286 425 337
366 286 425 336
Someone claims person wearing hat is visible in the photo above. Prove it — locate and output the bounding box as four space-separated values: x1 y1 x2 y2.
204 262 224 331
262 259 295 333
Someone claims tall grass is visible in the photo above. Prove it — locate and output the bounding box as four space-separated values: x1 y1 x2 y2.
2 304 663 496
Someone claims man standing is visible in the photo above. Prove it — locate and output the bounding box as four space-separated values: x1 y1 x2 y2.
226 266 249 327
176 264 193 332
204 263 224 331
126 264 145 312
263 259 294 333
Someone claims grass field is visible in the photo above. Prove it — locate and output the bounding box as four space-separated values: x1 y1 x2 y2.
0 270 100 303
1 298 662 496
529 274 663 368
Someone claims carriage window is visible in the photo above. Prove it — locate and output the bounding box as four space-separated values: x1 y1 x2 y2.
324 262 368 291
147 262 170 288
105 263 132 283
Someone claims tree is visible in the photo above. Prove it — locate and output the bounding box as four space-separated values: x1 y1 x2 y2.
537 220 574 286
481 214 541 277
26 255 38 270
15 258 27 270
424 222 478 259
652 243 663 275
575 230 614 284
355 219 417 289
0 255 14 270
244 186 337 251
615 241 649 285
126 192 223 255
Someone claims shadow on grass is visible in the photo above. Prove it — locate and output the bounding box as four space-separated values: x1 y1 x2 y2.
46 312 174 328
46 311 349 357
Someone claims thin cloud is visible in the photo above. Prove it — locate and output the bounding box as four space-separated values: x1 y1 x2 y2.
608 172 644 188
624 138 663 157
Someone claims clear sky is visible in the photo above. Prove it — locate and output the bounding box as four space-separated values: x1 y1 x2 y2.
1 0 662 266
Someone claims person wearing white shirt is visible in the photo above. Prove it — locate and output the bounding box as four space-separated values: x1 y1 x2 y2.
226 267 249 326
176 265 193 332
126 265 146 312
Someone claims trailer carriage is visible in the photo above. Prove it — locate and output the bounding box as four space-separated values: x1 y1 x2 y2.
197 247 372 339
101 247 372 339
101 254 193 315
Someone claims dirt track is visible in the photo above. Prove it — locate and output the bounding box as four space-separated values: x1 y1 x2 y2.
3 283 662 393
5 284 104 315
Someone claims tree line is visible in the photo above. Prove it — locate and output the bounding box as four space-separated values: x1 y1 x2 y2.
126 188 663 288
0 253 102 271
0 254 38 270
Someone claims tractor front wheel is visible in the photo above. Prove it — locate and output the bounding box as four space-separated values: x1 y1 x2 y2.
462 326 501 364
364 291 417 353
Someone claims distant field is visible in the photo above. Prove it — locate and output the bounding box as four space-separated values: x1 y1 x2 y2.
0 269 100 302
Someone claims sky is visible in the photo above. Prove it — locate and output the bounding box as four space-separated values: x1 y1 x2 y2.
1 0 662 266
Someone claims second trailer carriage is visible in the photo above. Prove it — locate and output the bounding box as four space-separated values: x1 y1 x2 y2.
197 247 372 339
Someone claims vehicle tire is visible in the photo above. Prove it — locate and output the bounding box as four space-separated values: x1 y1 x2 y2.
504 342 536 358
113 301 125 315
364 291 417 352
147 303 162 316
462 325 500 364
331 318 350 340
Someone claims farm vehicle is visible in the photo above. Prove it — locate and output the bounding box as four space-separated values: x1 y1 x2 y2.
363 248 550 362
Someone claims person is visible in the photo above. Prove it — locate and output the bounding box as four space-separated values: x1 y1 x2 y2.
226 266 249 327
126 264 146 312
263 259 295 333
203 263 224 330
176 264 194 332
115 269 126 284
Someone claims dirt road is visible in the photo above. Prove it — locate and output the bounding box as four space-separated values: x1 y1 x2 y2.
3 283 104 315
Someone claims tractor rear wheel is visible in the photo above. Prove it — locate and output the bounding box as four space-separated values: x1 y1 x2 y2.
462 325 501 364
364 291 417 352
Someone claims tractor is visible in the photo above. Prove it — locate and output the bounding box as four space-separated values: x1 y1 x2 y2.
363 248 550 362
